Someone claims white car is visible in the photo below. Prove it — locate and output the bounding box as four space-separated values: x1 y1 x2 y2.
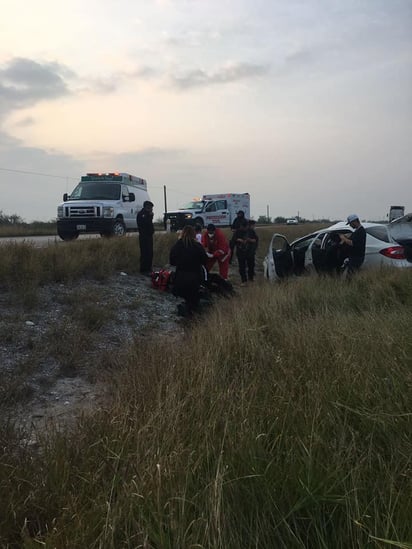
286 218 299 225
263 214 412 280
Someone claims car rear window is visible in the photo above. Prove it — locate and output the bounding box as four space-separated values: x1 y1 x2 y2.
366 226 390 243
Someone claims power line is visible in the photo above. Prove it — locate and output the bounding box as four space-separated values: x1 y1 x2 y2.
0 167 192 201
0 167 78 180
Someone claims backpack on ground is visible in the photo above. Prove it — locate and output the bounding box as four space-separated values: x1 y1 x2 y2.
151 269 173 291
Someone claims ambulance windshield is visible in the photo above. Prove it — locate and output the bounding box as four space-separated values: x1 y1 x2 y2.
69 182 121 200
180 200 204 210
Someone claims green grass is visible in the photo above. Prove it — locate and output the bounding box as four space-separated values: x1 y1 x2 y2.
0 235 411 548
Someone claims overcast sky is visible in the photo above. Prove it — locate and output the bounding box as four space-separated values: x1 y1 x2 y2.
1 0 411 222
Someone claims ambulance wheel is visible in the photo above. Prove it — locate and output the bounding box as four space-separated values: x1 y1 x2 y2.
111 220 126 236
194 218 204 228
58 231 79 241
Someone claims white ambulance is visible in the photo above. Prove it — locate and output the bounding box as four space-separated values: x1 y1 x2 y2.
57 172 151 240
164 193 250 231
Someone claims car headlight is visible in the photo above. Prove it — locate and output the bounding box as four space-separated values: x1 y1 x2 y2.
103 206 114 218
185 213 193 219
57 206 63 218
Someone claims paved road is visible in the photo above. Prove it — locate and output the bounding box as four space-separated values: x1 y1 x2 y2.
0 232 154 248
0 234 102 248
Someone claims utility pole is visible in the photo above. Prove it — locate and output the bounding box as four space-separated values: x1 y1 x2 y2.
266 204 270 223
163 185 169 230
163 185 167 213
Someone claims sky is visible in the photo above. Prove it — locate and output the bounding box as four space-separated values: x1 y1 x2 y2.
0 0 411 223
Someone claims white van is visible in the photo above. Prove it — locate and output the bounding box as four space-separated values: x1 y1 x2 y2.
57 173 151 240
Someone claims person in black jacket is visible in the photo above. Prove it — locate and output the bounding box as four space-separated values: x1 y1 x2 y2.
137 200 154 275
234 219 259 285
339 214 366 277
229 210 247 263
169 225 208 316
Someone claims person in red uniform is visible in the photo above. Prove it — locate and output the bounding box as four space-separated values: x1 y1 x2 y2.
201 223 230 280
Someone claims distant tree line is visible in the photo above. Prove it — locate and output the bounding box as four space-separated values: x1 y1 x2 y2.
0 210 56 236
0 211 24 225
256 215 318 224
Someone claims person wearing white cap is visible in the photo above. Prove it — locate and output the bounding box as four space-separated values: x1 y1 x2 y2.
339 214 366 276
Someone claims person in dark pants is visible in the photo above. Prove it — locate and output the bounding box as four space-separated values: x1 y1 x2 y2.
339 214 366 278
229 210 247 263
170 225 208 316
137 200 154 275
234 219 259 286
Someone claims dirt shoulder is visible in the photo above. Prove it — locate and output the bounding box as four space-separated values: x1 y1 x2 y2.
0 272 185 442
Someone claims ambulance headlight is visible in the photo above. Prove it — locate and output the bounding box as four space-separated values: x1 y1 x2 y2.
103 206 114 218
57 206 63 218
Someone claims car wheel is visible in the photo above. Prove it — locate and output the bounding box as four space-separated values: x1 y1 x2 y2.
194 218 204 228
58 231 79 241
112 219 126 236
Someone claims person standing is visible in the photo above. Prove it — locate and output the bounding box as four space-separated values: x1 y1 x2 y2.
201 223 230 280
234 219 259 285
229 210 247 263
169 225 208 316
194 223 203 243
339 214 366 277
137 200 154 275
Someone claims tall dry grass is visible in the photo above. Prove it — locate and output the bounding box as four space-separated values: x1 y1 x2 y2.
0 221 57 237
0 235 164 308
0 222 322 293
0 263 411 547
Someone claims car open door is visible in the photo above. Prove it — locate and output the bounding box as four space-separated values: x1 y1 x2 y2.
263 234 293 280
289 233 319 275
388 212 412 238
388 213 412 261
307 231 350 274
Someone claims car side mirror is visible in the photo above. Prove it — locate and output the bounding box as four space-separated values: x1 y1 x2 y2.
129 192 135 202
63 193 68 201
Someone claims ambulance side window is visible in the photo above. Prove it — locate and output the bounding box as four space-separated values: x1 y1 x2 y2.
205 202 217 212
122 186 130 201
215 200 227 210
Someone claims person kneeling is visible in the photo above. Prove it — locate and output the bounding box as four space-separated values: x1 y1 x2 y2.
169 225 208 316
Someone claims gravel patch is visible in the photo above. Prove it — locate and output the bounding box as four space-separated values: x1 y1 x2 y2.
0 272 186 441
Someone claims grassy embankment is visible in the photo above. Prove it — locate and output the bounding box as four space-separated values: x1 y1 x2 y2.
0 221 317 239
0 227 411 548
0 221 57 237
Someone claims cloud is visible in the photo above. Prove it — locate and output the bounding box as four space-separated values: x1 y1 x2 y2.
0 129 85 221
163 28 222 48
14 116 35 128
171 61 270 89
76 65 160 95
100 146 187 168
0 130 81 174
0 57 74 116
